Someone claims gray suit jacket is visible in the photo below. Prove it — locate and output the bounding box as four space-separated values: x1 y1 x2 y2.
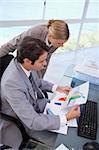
0 25 56 78
0 58 60 148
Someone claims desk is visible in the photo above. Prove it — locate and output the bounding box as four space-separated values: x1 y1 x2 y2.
52 64 99 150
29 64 99 150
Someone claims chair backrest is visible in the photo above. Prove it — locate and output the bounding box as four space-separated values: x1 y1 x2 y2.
0 54 14 110
0 54 14 80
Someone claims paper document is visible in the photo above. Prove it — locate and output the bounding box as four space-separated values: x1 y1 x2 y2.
44 103 68 135
44 99 77 134
51 82 89 108
55 144 69 150
50 92 68 107
66 82 89 107
44 82 89 134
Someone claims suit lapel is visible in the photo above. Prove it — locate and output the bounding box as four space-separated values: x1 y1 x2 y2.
29 72 44 99
14 59 36 100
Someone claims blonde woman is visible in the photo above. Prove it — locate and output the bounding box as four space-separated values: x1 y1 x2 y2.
0 19 70 78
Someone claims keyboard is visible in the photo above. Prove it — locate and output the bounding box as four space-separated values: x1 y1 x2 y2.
77 100 98 140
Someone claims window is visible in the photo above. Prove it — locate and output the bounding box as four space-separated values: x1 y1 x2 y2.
0 0 99 51
0 0 43 20
79 23 99 48
45 0 85 19
86 0 99 18
0 26 31 45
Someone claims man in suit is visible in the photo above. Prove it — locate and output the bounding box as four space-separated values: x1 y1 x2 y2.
0 19 70 78
1 37 80 149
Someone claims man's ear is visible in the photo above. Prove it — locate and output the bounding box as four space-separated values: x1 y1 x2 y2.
24 58 32 64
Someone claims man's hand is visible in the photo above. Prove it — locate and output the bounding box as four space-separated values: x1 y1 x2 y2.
66 105 80 121
56 86 72 94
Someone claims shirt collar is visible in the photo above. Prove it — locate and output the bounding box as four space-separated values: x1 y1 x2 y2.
45 35 52 47
20 63 31 78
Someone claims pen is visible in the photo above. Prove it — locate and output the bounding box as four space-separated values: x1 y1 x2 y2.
54 102 61 105
46 108 54 115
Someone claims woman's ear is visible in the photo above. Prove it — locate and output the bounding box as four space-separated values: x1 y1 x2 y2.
48 32 53 43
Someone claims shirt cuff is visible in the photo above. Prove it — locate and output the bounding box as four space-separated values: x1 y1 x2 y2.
52 84 58 92
59 114 67 126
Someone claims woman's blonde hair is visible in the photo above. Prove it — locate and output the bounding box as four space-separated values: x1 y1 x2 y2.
47 19 70 40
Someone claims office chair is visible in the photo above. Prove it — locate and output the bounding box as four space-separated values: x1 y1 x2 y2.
0 104 49 150
0 54 50 150
0 54 14 80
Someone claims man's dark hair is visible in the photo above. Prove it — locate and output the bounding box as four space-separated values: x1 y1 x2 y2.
17 36 49 64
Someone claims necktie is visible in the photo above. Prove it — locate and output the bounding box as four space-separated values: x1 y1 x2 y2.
29 72 44 99
29 72 33 84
